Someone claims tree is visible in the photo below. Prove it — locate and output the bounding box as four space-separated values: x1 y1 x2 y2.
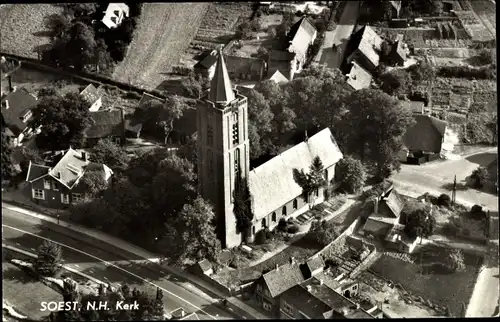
77 170 108 200
44 13 71 38
335 155 366 193
468 166 489 189
431 0 443 16
267 27 277 39
437 193 451 207
379 69 411 97
62 22 98 70
403 206 436 241
246 89 274 159
293 156 327 208
408 60 436 84
31 92 92 150
1 128 17 180
233 174 254 240
158 96 189 144
339 89 415 179
306 219 338 246
445 249 466 273
235 21 252 39
182 73 209 99
383 0 393 20
92 139 130 171
34 240 63 277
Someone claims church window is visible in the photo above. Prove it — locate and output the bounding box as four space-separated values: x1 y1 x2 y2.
234 148 240 174
252 226 256 235
315 188 319 197
282 206 287 217
325 169 328 180
261 218 266 228
293 199 298 210
232 113 239 145
272 212 276 222
207 123 214 146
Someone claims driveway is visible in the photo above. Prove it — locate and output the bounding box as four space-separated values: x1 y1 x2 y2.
315 1 360 69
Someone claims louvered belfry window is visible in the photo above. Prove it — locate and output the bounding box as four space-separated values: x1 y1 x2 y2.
232 113 239 145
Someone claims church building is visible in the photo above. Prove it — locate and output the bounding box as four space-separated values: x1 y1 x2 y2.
197 49 343 248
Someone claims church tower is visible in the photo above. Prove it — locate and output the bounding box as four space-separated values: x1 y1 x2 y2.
197 49 250 248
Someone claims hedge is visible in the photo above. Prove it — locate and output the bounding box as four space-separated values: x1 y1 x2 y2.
437 65 496 79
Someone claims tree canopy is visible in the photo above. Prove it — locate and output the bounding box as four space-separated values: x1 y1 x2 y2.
335 155 366 194
32 92 92 151
1 128 17 180
403 205 436 240
92 139 130 171
293 156 326 206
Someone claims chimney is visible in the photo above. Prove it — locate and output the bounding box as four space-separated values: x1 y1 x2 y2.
276 264 279 271
306 285 312 292
3 99 9 109
180 309 185 318
373 198 379 215
82 151 88 162
8 75 13 92
12 86 17 92
304 130 308 142
290 256 295 265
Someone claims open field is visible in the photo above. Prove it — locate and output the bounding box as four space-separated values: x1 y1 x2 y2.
112 3 208 91
3 260 61 320
368 245 484 317
0 4 60 59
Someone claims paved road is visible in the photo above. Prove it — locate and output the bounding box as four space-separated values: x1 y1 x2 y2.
391 149 499 318
2 208 235 320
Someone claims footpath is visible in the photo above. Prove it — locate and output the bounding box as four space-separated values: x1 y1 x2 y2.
1 201 268 320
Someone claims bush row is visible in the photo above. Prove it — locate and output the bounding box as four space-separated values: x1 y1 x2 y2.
437 65 496 79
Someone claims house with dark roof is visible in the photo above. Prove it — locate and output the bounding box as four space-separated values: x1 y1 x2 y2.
279 274 375 319
1 88 38 146
80 84 102 112
253 260 306 315
345 61 373 91
300 256 325 280
25 148 113 208
268 17 317 81
83 109 125 147
345 26 383 72
402 114 447 155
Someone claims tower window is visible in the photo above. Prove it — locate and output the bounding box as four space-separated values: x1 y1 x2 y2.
208 151 214 173
234 148 240 174
207 124 214 146
232 113 239 145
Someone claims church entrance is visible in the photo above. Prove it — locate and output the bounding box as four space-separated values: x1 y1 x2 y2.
261 218 266 229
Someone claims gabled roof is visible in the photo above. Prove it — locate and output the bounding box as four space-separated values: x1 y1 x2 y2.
383 190 404 218
362 217 394 236
267 70 289 84
390 1 402 12
26 161 51 182
102 3 129 29
353 26 383 68
287 17 317 59
83 109 124 139
301 256 325 279
208 49 236 103
249 128 343 220
261 262 306 298
1 88 37 136
346 61 373 91
79 84 101 105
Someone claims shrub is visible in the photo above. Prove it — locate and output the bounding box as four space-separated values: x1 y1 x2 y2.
306 220 337 246
437 194 451 207
33 240 63 277
278 218 287 232
468 166 489 189
264 228 273 240
445 249 466 273
437 65 495 80
255 230 267 245
468 204 487 221
287 224 300 234
476 49 495 65
442 222 459 236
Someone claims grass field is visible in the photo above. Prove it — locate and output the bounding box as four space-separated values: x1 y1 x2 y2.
0 4 61 59
3 261 61 320
112 3 208 91
369 245 484 317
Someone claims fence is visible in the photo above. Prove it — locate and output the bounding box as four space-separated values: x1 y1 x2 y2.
0 51 167 99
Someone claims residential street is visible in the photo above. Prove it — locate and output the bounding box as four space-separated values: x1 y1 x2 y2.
2 208 236 320
391 149 498 317
315 0 360 68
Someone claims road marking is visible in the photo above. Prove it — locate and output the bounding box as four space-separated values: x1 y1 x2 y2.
2 224 216 320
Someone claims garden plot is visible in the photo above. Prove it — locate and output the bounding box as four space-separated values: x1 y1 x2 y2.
367 244 484 317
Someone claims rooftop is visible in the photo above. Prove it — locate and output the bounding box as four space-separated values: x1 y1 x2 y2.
208 49 236 103
79 84 101 105
352 26 383 68
1 88 37 136
261 262 306 298
249 128 343 220
287 17 317 59
346 61 373 90
83 109 124 139
267 70 289 84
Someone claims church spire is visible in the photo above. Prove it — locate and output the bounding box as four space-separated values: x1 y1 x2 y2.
208 47 235 103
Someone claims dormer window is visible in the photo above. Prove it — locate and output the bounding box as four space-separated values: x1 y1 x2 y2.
21 110 32 123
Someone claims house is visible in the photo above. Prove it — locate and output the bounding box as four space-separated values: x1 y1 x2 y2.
267 70 289 84
83 109 125 147
345 26 383 72
253 260 306 315
390 34 407 66
268 17 317 81
101 3 129 29
400 100 426 115
279 273 375 319
171 308 199 320
390 1 402 19
197 48 343 248
402 114 447 155
1 87 38 146
195 49 267 82
25 148 113 208
345 61 373 91
80 84 102 112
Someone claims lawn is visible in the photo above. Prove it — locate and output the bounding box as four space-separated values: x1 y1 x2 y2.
368 245 484 317
112 3 208 91
199 3 253 32
0 4 61 59
3 260 61 320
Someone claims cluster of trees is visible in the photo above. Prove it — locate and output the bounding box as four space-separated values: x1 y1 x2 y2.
71 148 221 265
305 219 338 247
43 3 142 73
247 65 415 180
293 156 326 208
335 156 366 194
34 240 63 277
1 128 19 180
377 60 436 98
467 166 490 189
400 201 437 241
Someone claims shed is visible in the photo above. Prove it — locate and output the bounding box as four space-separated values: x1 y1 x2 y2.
192 259 213 276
